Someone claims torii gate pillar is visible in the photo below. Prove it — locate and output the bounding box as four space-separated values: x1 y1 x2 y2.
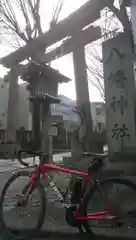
6 67 19 142
72 31 93 152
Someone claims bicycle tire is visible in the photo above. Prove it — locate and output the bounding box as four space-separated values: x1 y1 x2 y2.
0 170 46 233
81 178 136 233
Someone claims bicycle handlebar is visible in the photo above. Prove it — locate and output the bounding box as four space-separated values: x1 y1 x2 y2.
17 149 48 167
16 149 108 168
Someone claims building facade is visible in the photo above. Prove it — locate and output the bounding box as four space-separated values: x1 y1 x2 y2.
0 82 106 132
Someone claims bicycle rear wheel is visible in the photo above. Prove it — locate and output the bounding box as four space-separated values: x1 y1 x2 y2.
0 170 46 234
81 178 136 237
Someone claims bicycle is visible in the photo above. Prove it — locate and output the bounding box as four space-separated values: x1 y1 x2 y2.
0 149 136 236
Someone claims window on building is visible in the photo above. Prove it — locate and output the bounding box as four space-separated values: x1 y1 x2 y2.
95 122 104 133
96 107 101 115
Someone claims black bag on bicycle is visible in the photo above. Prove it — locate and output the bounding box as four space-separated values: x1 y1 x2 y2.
70 176 83 204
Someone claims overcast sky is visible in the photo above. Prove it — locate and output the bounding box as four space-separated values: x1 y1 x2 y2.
0 0 117 102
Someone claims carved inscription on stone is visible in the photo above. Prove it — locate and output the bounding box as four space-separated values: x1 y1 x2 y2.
110 95 128 116
108 70 127 88
103 33 136 155
112 123 130 140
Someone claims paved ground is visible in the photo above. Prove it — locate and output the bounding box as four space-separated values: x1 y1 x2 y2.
0 153 136 239
0 152 71 173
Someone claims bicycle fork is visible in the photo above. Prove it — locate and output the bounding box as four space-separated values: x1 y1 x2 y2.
17 184 35 207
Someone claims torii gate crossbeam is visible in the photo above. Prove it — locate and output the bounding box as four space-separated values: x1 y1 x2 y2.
41 26 101 63
0 0 114 68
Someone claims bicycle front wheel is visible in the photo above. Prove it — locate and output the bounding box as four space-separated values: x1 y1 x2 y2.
0 170 46 233
81 178 136 236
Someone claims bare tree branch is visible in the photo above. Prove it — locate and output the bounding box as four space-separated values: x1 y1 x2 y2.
50 0 65 27
86 4 132 102
27 0 42 36
0 0 65 49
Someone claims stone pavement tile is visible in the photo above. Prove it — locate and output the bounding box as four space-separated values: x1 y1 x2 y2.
1 230 136 240
0 158 37 173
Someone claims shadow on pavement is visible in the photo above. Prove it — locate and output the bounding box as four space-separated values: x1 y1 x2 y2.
0 229 136 240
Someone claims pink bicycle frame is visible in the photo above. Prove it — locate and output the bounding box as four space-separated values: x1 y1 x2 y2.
29 163 117 221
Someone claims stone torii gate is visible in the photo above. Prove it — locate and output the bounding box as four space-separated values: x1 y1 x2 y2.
0 0 124 157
